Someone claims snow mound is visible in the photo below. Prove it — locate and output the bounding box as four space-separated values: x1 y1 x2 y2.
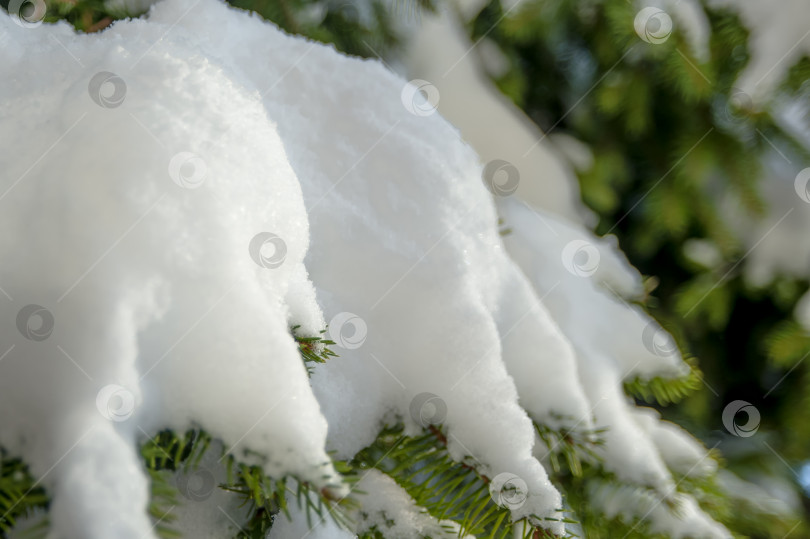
498 199 698 494
1 6 334 536
0 0 729 537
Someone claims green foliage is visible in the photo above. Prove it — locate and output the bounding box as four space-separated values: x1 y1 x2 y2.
624 361 703 406
11 0 810 536
223 458 357 537
140 429 211 537
471 1 810 534
765 319 810 460
0 450 49 538
31 0 429 61
351 425 570 538
764 320 810 368
139 427 356 538
136 325 346 537
38 0 116 32
498 217 513 237
135 420 591 538
677 471 808 539
292 324 338 375
533 416 752 539
562 478 674 539
534 420 605 479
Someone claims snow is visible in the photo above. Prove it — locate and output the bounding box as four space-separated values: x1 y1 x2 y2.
402 5 596 226
233 0 567 521
1 4 335 536
159 441 249 537
589 481 730 539
496 199 703 500
717 86 810 331
630 407 717 478
402 3 731 535
0 0 739 537
266 484 356 539
709 0 810 103
716 469 799 517
682 238 723 270
352 470 470 539
721 150 810 289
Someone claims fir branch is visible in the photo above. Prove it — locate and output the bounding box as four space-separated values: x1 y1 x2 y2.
534 421 606 478
222 456 357 538
351 425 573 539
0 450 49 538
566 477 674 539
144 469 181 538
291 324 338 375
764 319 810 368
139 429 212 538
623 357 703 405
139 428 355 538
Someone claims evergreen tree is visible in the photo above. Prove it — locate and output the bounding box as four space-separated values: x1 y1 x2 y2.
2 0 808 538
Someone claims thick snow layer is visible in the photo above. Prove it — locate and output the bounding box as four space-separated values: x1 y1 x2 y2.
497 199 728 537
219 0 567 523
0 0 734 536
498 200 684 488
0 0 567 534
0 4 333 537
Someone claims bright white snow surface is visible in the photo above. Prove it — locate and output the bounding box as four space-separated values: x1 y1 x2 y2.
0 0 727 537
